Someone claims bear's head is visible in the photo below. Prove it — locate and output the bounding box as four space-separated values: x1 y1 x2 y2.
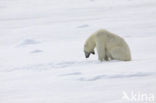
84 42 95 58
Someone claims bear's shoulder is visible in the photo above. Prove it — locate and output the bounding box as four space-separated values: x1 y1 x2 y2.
94 29 109 37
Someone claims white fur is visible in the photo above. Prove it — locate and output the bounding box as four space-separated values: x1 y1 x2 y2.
84 29 131 61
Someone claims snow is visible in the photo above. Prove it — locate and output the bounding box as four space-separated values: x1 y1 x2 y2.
0 0 156 103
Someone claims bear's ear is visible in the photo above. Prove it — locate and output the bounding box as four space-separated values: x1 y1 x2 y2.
91 51 95 55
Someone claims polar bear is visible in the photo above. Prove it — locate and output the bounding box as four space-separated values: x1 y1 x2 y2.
84 29 131 61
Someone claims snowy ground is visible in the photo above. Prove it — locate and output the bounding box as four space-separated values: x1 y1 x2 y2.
0 0 156 103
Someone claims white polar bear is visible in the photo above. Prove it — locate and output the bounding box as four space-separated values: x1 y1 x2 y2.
84 29 131 61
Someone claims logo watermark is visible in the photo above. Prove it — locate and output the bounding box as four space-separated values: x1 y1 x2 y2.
122 91 155 103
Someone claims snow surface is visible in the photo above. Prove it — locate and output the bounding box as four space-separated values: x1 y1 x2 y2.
0 0 156 103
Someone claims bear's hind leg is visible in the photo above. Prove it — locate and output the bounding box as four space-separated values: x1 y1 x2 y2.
110 47 130 61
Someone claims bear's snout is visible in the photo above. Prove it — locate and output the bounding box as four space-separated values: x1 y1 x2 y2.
84 51 90 58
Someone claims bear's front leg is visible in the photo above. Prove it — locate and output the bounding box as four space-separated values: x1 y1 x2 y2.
96 47 105 61
98 56 104 61
104 55 109 61
96 42 106 61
